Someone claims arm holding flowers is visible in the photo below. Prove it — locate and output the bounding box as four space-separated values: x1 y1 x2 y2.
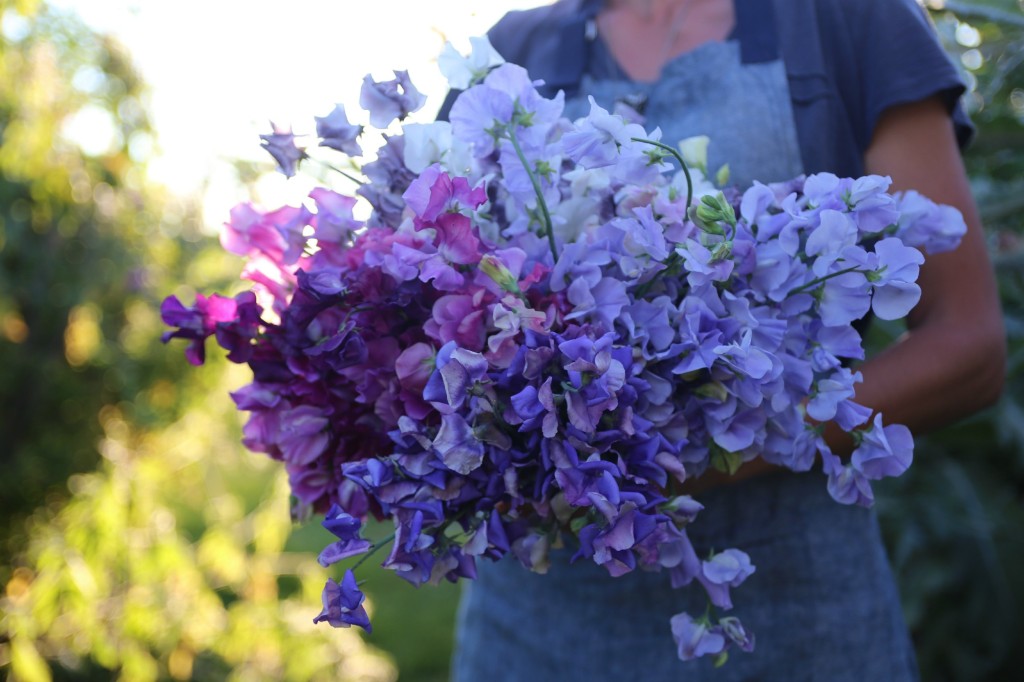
688 95 1006 494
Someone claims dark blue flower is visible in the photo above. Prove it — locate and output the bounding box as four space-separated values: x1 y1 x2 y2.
313 570 371 632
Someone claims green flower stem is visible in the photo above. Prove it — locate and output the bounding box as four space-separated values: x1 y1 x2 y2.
350 531 397 572
310 157 365 186
785 265 862 298
631 137 693 214
507 127 559 262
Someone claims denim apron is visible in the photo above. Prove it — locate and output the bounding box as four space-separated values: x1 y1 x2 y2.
452 2 918 679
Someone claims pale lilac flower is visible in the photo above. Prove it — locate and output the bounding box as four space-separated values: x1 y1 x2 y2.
359 70 426 128
315 104 362 156
671 613 726 661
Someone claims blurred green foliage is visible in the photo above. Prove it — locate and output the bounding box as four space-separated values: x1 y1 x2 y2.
875 3 1024 682
0 0 397 679
0 0 217 558
0 0 1022 681
1 377 396 682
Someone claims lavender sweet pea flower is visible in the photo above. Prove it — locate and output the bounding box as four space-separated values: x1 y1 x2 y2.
438 36 505 90
359 70 426 128
562 97 642 168
678 239 734 288
805 210 858 277
817 271 871 327
565 276 630 329
310 188 362 246
450 64 562 157
259 123 305 178
315 104 362 156
848 174 900 234
313 570 372 632
851 413 913 480
697 548 756 610
895 189 967 254
671 613 726 661
868 238 925 320
807 367 862 422
823 451 875 507
448 79 514 157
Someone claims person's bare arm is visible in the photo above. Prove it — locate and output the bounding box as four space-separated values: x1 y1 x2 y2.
683 96 1006 494
853 95 1006 432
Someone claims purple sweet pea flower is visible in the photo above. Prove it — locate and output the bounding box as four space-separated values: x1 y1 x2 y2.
313 570 372 632
817 271 871 327
562 96 650 170
310 188 362 246
868 238 925 320
259 123 305 178
895 189 967 254
851 413 913 480
359 70 426 128
807 367 862 422
805 210 858 277
318 505 372 566
277 405 330 466
315 104 363 156
434 413 485 474
697 548 756 610
161 292 257 365
848 174 900 234
402 164 487 225
671 613 726 661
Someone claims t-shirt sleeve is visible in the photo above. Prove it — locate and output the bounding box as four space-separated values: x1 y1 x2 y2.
852 0 974 149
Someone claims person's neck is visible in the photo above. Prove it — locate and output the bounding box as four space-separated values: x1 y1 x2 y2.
596 0 735 82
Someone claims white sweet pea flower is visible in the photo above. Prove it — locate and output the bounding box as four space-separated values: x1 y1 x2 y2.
438 36 505 90
677 134 710 172
403 121 472 174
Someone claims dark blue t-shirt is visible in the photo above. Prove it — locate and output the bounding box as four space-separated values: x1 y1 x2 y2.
444 0 972 179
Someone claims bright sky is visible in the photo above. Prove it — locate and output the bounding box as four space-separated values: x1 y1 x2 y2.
53 0 547 227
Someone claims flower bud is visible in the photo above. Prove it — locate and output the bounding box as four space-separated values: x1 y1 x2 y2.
479 254 524 297
678 135 710 172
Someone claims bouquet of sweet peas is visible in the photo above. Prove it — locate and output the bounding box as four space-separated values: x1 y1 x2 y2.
162 38 966 664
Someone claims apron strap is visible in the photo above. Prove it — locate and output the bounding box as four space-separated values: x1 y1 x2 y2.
734 0 780 64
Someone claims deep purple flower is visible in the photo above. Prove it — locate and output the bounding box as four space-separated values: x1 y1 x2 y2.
161 292 258 365
318 505 372 566
313 570 371 632
277 405 330 466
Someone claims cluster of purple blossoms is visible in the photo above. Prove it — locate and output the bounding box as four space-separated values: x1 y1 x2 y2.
163 39 966 664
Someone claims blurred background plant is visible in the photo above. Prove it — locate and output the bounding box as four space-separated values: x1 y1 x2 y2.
873 3 1024 681
0 0 1020 680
